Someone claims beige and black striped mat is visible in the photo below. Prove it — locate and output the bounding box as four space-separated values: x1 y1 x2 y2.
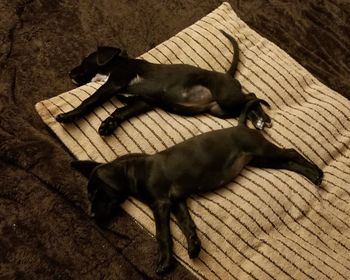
35 2 350 279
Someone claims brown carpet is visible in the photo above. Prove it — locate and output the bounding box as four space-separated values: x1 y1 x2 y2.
1 0 349 279
35 3 350 279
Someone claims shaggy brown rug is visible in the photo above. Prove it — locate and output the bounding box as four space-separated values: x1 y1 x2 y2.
0 0 349 279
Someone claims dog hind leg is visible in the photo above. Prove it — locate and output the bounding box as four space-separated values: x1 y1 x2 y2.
208 102 235 118
211 91 271 128
249 144 323 186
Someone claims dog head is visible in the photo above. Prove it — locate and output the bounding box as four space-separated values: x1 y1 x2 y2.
69 47 128 86
71 160 129 227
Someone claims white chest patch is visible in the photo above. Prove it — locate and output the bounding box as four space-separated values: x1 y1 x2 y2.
128 74 143 86
91 73 110 83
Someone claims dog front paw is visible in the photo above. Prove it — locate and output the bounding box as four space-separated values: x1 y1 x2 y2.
156 257 174 275
156 253 174 275
98 116 120 136
56 112 75 123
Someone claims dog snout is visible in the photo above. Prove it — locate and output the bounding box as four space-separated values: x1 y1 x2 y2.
69 67 87 84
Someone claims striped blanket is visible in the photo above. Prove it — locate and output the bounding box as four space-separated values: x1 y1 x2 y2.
35 2 350 279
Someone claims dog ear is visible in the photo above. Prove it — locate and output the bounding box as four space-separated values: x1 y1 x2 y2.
96 47 121 66
71 160 101 178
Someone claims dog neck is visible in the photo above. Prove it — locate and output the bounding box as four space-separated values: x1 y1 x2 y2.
123 157 151 200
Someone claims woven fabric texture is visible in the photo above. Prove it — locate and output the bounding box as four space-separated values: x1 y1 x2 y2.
36 3 350 279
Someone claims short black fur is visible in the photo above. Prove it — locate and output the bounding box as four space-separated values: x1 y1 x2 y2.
56 31 272 135
72 100 323 274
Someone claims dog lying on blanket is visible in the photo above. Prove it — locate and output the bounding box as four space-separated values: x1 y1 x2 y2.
71 99 323 274
56 31 271 135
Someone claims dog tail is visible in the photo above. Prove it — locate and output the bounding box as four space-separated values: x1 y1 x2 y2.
238 98 270 126
220 30 239 77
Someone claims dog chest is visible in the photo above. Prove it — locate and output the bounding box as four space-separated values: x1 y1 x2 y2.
128 74 144 86
91 73 110 83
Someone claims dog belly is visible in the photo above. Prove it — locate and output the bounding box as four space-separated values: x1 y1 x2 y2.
168 153 252 199
176 85 213 106
196 154 251 192
164 85 215 115
127 80 215 114
128 81 213 101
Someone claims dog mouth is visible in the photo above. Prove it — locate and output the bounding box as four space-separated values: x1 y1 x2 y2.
69 69 93 86
70 74 91 86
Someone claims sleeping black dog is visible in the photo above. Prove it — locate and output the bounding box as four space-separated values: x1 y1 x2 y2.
71 99 323 274
56 31 271 135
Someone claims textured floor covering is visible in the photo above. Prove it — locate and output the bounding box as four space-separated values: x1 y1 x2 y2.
0 0 349 279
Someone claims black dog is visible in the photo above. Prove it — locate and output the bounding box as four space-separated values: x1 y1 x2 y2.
71 99 323 274
56 31 271 135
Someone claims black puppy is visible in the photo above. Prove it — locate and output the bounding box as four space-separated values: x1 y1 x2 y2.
56 31 271 135
71 99 323 274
